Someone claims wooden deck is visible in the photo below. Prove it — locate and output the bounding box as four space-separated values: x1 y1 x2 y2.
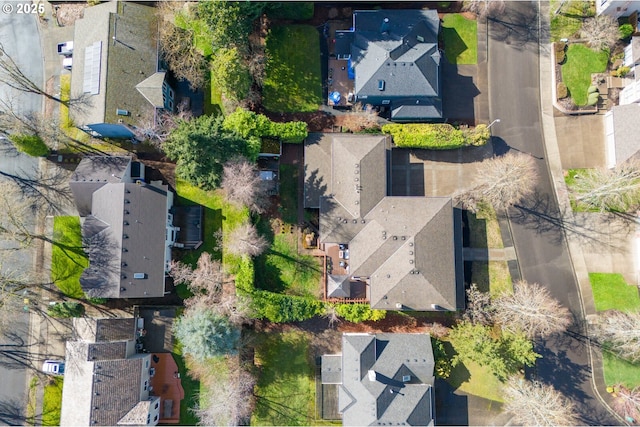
150 353 184 424
315 362 341 421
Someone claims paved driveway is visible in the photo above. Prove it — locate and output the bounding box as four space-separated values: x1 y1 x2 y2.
554 114 606 169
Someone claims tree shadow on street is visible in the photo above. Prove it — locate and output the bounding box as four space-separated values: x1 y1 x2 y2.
487 3 550 53
509 190 632 249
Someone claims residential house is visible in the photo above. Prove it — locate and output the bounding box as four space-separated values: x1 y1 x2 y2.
334 9 442 121
597 0 640 19
604 103 640 167
321 333 436 426
304 133 464 311
620 36 640 104
60 317 161 426
69 156 179 298
69 1 175 138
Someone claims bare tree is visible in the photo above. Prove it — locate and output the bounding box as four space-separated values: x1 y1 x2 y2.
494 281 572 339
591 310 640 363
191 358 256 426
462 283 494 326
322 303 341 328
580 15 620 50
462 0 506 18
457 152 538 212
0 166 73 215
341 103 380 133
225 222 268 258
170 252 225 308
610 384 640 422
0 181 51 249
130 99 192 147
569 161 640 213
504 377 578 426
221 157 270 214
157 2 207 90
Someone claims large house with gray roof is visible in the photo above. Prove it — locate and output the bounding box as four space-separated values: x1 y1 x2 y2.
304 133 464 311
69 1 175 139
69 156 179 298
60 317 161 426
335 9 442 121
321 333 435 426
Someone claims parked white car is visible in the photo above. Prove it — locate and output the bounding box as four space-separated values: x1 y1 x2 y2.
42 360 65 376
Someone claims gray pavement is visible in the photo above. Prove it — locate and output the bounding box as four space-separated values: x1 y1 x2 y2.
489 1 619 424
555 114 606 169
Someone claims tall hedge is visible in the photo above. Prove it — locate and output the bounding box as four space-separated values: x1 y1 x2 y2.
381 123 490 149
250 290 324 323
223 107 308 144
335 303 386 323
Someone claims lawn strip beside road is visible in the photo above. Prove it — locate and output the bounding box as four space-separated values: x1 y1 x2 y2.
263 25 323 113
590 272 640 389
51 216 87 298
42 376 63 426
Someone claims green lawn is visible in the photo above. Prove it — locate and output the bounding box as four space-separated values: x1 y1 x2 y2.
252 331 317 426
263 25 322 113
51 216 88 298
442 14 478 65
444 339 504 402
550 0 595 42
590 273 640 312
603 351 640 389
471 261 513 298
173 342 200 426
175 179 248 268
42 377 63 426
279 164 299 225
255 233 322 297
561 44 609 106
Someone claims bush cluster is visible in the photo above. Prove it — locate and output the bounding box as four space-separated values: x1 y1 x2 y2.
557 82 568 99
250 290 324 323
334 303 386 323
9 134 50 157
48 301 85 318
554 41 567 64
223 108 308 144
620 23 634 39
382 123 490 149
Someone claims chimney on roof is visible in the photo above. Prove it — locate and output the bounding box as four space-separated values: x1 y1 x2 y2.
380 17 390 34
368 370 379 382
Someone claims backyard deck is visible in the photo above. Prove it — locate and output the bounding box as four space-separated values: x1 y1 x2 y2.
150 353 184 424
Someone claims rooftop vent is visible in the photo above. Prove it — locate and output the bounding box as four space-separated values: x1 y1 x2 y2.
378 79 385 91
402 375 411 382
380 17 390 34
416 35 425 43
396 303 403 309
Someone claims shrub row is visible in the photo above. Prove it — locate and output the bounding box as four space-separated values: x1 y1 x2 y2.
381 123 490 149
223 108 308 144
334 303 386 323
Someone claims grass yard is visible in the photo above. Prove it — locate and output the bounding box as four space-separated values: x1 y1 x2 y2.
204 71 224 117
444 339 504 402
252 331 317 426
42 377 63 426
279 164 299 225
255 232 322 297
561 44 609 106
263 25 323 113
467 203 503 249
442 14 478 65
51 216 88 298
173 342 200 426
590 273 640 312
175 179 248 270
603 351 640 389
471 261 512 298
550 0 595 42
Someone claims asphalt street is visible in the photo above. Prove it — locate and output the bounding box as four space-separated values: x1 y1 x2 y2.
488 2 617 424
0 9 42 424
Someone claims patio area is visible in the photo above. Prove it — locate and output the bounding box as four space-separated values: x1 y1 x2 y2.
322 243 368 302
150 353 185 424
327 59 354 107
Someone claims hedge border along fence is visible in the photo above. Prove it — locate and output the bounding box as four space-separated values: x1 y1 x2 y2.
382 123 490 149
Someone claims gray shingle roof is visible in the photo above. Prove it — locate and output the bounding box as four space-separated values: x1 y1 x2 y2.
69 156 132 216
70 1 159 128
80 181 170 298
306 133 461 311
610 104 640 165
325 333 435 426
61 318 154 426
349 9 442 119
135 72 167 108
